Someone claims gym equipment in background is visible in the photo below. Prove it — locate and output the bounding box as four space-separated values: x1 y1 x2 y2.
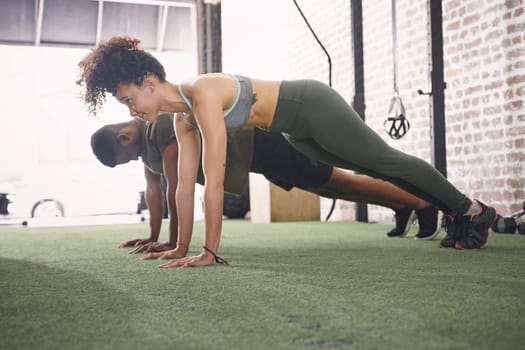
492 201 525 234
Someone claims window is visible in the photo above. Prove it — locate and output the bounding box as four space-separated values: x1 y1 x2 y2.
101 2 157 49
164 6 192 51
0 0 36 44
0 0 196 52
41 0 98 46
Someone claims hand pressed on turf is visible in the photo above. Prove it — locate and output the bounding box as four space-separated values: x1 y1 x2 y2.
159 252 215 268
141 246 186 260
130 241 176 254
118 237 153 248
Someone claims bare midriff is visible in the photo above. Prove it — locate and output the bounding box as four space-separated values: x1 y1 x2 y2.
246 78 281 130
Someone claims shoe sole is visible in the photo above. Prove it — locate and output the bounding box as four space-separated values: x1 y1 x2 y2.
414 211 444 241
385 210 417 238
440 243 455 248
455 207 497 250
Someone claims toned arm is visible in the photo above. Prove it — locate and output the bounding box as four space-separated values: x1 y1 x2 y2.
161 140 180 248
144 166 163 241
160 78 228 268
173 114 201 254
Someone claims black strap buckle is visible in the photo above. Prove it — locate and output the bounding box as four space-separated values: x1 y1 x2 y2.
384 95 410 139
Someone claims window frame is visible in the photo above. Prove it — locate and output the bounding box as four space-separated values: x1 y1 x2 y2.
0 0 196 52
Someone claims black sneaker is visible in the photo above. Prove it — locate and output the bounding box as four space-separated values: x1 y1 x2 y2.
491 214 517 234
440 215 462 248
386 208 417 238
455 200 497 250
414 206 442 240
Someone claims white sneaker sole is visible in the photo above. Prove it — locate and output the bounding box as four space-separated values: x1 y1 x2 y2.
414 211 444 240
386 210 417 238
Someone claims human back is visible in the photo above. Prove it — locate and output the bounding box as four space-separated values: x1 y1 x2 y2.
179 74 281 130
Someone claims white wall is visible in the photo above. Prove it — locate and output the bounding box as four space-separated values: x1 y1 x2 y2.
221 0 299 79
221 0 350 220
0 44 199 219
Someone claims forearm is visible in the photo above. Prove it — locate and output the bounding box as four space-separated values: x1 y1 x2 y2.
175 186 194 254
146 187 163 241
202 183 224 253
167 187 178 245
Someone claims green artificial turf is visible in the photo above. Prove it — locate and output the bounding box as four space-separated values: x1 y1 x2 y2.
1 220 524 350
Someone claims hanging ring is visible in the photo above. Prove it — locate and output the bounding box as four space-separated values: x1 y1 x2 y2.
384 94 410 139
384 116 410 139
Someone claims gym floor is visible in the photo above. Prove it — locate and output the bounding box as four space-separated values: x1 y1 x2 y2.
1 220 524 350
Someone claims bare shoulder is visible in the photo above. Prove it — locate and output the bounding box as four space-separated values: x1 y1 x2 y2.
191 74 238 107
191 73 233 90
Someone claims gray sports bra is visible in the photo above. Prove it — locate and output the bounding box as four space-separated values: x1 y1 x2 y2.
178 74 253 130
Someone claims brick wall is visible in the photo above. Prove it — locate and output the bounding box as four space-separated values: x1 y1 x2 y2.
223 0 524 222
443 0 525 216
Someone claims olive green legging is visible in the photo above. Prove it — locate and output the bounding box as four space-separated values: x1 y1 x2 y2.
268 79 471 215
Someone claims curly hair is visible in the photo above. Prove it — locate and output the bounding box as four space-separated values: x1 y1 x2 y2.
77 36 166 115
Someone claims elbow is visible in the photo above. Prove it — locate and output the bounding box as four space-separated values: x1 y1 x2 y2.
204 177 224 191
146 185 161 199
176 179 195 198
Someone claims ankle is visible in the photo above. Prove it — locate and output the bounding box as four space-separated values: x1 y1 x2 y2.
463 199 482 216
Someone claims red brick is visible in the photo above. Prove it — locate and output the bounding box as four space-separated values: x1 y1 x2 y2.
489 178 505 187
505 0 523 9
463 13 481 26
447 68 460 78
465 110 480 118
509 201 525 213
504 89 515 99
514 59 525 71
485 81 504 90
503 191 514 202
485 129 504 139
486 29 504 41
492 117 502 127
507 178 523 189
507 152 525 162
465 85 482 95
507 22 525 33
504 100 524 111
506 74 525 85
503 115 514 124
470 179 483 189
447 20 461 31
507 48 525 58
447 0 461 11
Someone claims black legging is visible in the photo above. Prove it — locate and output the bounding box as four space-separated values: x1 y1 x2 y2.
268 79 470 215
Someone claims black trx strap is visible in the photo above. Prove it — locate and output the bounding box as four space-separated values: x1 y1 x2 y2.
384 0 410 139
291 0 332 87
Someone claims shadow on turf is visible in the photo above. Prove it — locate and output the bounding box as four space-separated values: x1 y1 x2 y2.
0 258 137 350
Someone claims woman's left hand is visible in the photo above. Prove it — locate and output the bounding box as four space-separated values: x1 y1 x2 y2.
130 241 176 254
159 253 215 268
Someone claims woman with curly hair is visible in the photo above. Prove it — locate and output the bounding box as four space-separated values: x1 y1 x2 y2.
77 36 496 267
